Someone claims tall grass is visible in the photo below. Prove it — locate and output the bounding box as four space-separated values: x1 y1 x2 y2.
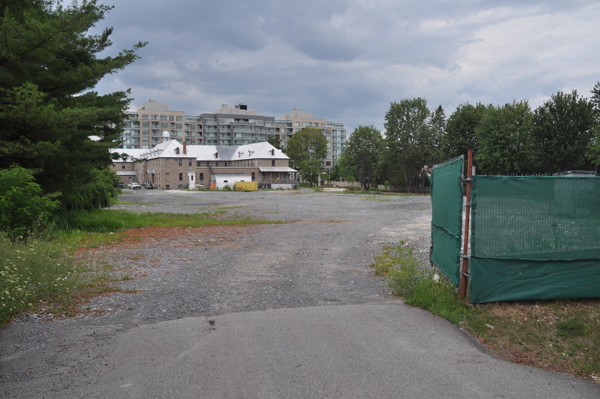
371 243 468 324
0 232 81 325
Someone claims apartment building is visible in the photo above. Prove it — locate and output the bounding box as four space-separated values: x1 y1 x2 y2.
277 108 347 169
118 100 346 169
200 103 279 146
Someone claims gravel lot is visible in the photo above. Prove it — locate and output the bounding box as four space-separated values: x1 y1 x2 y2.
0 189 433 397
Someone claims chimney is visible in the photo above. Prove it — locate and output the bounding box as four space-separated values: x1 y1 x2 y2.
183 141 187 155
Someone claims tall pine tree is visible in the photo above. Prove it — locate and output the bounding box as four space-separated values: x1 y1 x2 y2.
0 0 145 210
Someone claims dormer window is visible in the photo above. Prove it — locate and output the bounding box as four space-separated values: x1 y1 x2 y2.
238 152 244 158
270 149 275 156
175 148 180 155
214 152 219 159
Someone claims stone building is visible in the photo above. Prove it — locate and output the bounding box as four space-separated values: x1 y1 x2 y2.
112 140 297 190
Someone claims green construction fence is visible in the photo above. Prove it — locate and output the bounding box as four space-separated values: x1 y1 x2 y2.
430 158 600 303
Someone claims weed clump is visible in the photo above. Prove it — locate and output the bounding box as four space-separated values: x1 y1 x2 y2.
371 242 468 324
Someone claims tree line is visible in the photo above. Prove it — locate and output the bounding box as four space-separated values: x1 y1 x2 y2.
333 85 600 191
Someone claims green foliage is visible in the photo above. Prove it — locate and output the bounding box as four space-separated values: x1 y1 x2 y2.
0 165 60 238
475 100 534 175
329 155 355 182
286 128 328 186
384 98 444 192
591 81 600 113
267 135 283 150
0 0 146 211
444 102 488 159
62 168 120 211
405 278 467 325
586 126 600 169
372 243 468 324
531 90 596 173
342 125 383 190
0 232 80 325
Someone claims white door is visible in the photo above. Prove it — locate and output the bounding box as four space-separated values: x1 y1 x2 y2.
188 172 196 190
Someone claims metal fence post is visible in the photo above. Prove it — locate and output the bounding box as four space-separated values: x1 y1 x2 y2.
460 149 473 299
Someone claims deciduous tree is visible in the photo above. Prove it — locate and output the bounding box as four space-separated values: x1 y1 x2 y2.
474 101 534 175
384 98 443 192
531 90 596 173
341 125 383 190
443 103 488 160
285 127 327 186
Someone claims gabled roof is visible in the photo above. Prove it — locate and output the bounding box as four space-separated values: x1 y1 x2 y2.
112 140 289 161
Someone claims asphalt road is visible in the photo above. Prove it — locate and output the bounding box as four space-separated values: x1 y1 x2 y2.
1 189 599 398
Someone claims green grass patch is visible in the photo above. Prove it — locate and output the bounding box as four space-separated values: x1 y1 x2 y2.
1 207 281 326
372 242 600 383
363 195 392 202
0 232 118 325
372 243 468 325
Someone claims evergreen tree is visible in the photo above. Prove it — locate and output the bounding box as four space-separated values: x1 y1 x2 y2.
0 0 145 210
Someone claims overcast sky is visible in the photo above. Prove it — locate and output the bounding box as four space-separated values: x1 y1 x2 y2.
93 0 600 135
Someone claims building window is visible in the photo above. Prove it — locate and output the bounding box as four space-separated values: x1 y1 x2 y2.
199 173 204 181
188 160 192 167
179 173 183 181
251 172 255 181
178 158 182 166
272 160 276 166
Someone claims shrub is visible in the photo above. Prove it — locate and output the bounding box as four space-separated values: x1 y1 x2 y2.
385 246 425 297
62 169 118 211
0 165 60 238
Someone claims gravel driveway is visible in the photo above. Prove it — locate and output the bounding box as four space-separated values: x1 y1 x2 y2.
3 189 598 398
0 189 432 396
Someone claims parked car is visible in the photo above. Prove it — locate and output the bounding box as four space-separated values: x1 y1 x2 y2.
115 182 124 189
128 182 141 190
143 182 154 189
